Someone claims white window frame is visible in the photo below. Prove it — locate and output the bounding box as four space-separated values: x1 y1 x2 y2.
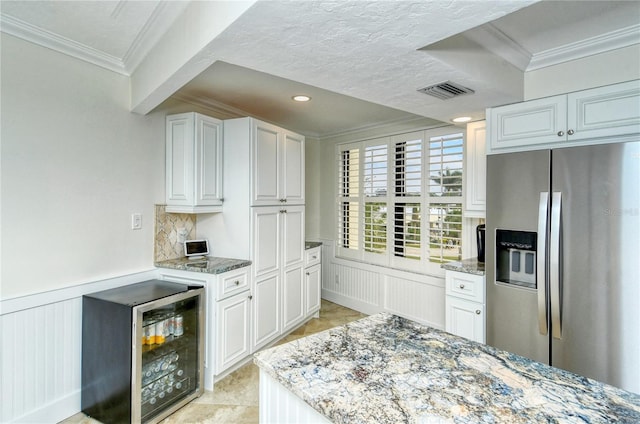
335 127 465 275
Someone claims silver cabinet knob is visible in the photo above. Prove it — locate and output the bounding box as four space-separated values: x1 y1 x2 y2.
234 280 240 286
306 272 310 276
248 295 253 300
567 129 575 135
459 284 465 289
557 131 564 137
476 310 481 315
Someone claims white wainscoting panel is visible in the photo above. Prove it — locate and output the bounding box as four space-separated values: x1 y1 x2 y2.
321 259 382 315
320 241 445 329
259 369 331 424
383 275 445 329
1 298 82 423
0 269 157 423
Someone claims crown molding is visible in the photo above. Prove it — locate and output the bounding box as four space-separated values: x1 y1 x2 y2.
122 1 189 75
528 24 640 71
0 13 127 75
466 24 532 72
171 93 249 120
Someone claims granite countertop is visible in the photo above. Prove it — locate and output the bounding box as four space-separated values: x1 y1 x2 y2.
155 256 251 274
254 313 640 424
305 241 322 250
441 257 485 276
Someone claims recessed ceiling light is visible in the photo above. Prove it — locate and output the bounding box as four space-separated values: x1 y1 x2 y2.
292 95 311 102
452 116 472 123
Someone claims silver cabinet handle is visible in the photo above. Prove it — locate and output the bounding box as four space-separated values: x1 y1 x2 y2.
537 192 549 336
550 192 562 339
475 310 481 315
557 131 564 137
567 129 574 135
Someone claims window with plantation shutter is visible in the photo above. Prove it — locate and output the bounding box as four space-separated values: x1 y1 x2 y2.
427 133 463 263
335 128 464 271
338 146 360 251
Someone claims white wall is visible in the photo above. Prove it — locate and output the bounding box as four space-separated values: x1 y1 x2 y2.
0 33 169 299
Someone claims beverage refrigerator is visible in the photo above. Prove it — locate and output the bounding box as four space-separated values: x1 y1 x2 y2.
81 280 205 423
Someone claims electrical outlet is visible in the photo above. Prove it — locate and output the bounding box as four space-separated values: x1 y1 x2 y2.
131 213 142 230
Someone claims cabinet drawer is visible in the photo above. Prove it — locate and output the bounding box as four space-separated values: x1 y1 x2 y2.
445 270 485 303
305 247 321 267
217 267 250 300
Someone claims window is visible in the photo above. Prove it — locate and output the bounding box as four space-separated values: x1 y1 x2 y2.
336 129 463 272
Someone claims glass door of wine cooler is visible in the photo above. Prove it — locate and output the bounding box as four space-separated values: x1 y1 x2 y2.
132 288 205 423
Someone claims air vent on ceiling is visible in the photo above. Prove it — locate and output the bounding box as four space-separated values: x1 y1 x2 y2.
417 81 475 100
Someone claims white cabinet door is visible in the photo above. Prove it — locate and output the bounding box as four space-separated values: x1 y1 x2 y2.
253 207 281 277
166 112 223 213
251 120 305 206
464 120 486 217
253 121 280 205
567 80 640 141
282 131 305 204
445 296 485 343
488 95 567 153
252 274 280 350
196 114 224 204
305 264 321 316
282 264 305 332
282 205 305 268
215 292 251 375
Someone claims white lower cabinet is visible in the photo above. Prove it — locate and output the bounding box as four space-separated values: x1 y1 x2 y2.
446 297 485 342
252 274 280 350
445 270 486 343
282 266 305 332
215 291 251 375
304 246 322 317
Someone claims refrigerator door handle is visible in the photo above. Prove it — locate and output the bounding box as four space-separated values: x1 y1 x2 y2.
537 192 549 335
550 192 562 339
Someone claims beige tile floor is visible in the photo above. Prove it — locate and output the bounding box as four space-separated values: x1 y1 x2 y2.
61 300 366 424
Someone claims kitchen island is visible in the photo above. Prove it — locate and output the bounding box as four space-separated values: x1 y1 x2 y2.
254 313 640 423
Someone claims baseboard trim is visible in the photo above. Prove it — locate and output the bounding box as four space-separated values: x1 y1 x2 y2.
12 389 80 424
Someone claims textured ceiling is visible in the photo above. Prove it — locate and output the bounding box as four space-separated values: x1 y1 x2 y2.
2 0 638 138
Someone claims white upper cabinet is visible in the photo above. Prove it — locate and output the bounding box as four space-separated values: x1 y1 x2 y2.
166 112 223 213
463 120 486 218
252 120 305 206
487 80 640 154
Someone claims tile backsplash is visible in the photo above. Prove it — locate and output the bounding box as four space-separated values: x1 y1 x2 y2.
154 204 196 262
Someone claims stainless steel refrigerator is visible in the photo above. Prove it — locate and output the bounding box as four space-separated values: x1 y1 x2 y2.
486 141 640 395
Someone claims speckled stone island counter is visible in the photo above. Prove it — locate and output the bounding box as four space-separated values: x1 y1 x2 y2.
441 258 485 276
155 256 251 274
254 313 640 423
